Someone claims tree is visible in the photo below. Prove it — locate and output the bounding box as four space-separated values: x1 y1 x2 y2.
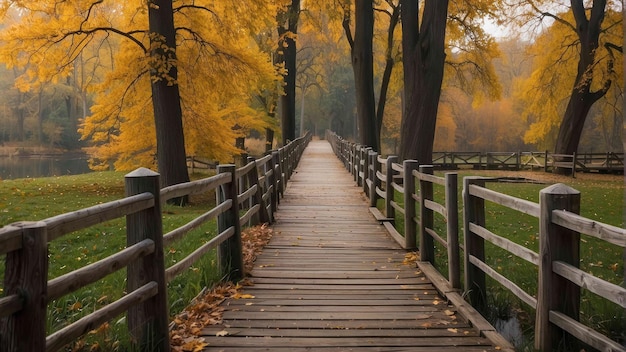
399 0 449 162
277 0 301 144
511 0 622 162
0 1 282 185
149 0 189 189
399 0 502 162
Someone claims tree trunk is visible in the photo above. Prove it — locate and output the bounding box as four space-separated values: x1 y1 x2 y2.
148 0 190 194
554 0 609 165
352 0 379 151
277 0 300 144
376 4 400 137
265 127 274 152
399 0 449 163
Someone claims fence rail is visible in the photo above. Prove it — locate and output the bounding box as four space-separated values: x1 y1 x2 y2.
431 150 624 176
326 130 626 351
0 133 311 352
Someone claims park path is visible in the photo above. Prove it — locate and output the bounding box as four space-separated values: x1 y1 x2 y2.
200 140 512 351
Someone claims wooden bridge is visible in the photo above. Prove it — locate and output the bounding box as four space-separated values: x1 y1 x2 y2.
2 133 624 351
199 141 512 351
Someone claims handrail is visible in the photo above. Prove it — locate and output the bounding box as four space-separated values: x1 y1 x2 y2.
326 129 625 352
0 131 312 351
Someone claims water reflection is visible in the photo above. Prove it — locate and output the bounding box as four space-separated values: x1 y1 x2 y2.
0 155 91 180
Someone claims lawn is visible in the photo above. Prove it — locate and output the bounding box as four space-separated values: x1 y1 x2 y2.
0 170 225 350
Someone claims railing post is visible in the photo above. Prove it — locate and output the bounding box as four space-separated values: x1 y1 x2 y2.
217 165 244 282
403 160 418 249
271 151 281 209
0 221 48 352
463 176 487 311
248 157 268 225
445 173 461 289
350 144 357 182
355 145 362 185
535 184 581 351
278 148 286 197
361 147 372 192
369 151 379 207
419 165 434 263
385 156 398 219
124 168 169 351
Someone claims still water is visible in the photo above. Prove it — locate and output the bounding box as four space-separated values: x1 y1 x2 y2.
0 155 91 180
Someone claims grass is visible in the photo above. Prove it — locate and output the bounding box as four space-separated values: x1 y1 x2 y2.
0 170 226 351
377 169 624 350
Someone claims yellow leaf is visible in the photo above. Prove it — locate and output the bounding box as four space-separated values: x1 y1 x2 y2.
447 328 458 333
232 293 255 299
70 301 82 311
444 309 455 316
216 330 229 337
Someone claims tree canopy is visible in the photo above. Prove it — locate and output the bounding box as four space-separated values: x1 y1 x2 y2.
0 0 284 177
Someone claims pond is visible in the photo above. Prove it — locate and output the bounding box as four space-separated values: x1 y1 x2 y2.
0 155 91 180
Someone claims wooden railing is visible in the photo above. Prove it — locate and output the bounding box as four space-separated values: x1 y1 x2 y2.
327 130 626 351
430 150 624 176
0 132 311 352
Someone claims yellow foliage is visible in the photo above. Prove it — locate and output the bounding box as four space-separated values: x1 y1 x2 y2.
0 0 284 170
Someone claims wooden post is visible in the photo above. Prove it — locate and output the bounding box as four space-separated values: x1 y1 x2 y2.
217 165 244 282
271 151 281 210
355 146 363 186
385 156 398 219
544 150 549 173
445 173 461 289
0 221 48 352
369 151 379 207
419 165 435 263
572 152 577 178
278 149 286 198
463 177 487 311
362 147 372 193
248 157 268 225
353 144 360 181
403 160 418 249
535 184 581 351
124 168 169 351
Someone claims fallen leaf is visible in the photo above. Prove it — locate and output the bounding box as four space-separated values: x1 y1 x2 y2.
216 330 229 337
447 328 458 333
444 310 455 316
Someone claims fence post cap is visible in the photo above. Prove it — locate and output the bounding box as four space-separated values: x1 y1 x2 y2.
125 167 159 178
540 183 580 195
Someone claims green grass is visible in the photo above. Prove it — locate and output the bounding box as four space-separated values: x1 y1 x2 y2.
1 171 225 351
376 170 624 350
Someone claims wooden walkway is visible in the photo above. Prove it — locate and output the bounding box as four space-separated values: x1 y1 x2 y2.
201 140 511 351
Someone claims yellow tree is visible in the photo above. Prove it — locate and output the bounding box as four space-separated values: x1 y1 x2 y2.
0 0 283 187
511 0 622 160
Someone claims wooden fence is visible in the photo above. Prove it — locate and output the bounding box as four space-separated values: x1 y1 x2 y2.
431 151 624 176
327 130 626 351
0 133 311 352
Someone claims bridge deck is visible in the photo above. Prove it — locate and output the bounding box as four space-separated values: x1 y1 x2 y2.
201 140 511 351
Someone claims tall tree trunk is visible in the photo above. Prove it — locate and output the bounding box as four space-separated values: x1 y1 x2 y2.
554 0 609 162
399 0 449 163
277 0 300 144
37 88 44 143
351 0 379 151
148 0 190 192
376 3 400 137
